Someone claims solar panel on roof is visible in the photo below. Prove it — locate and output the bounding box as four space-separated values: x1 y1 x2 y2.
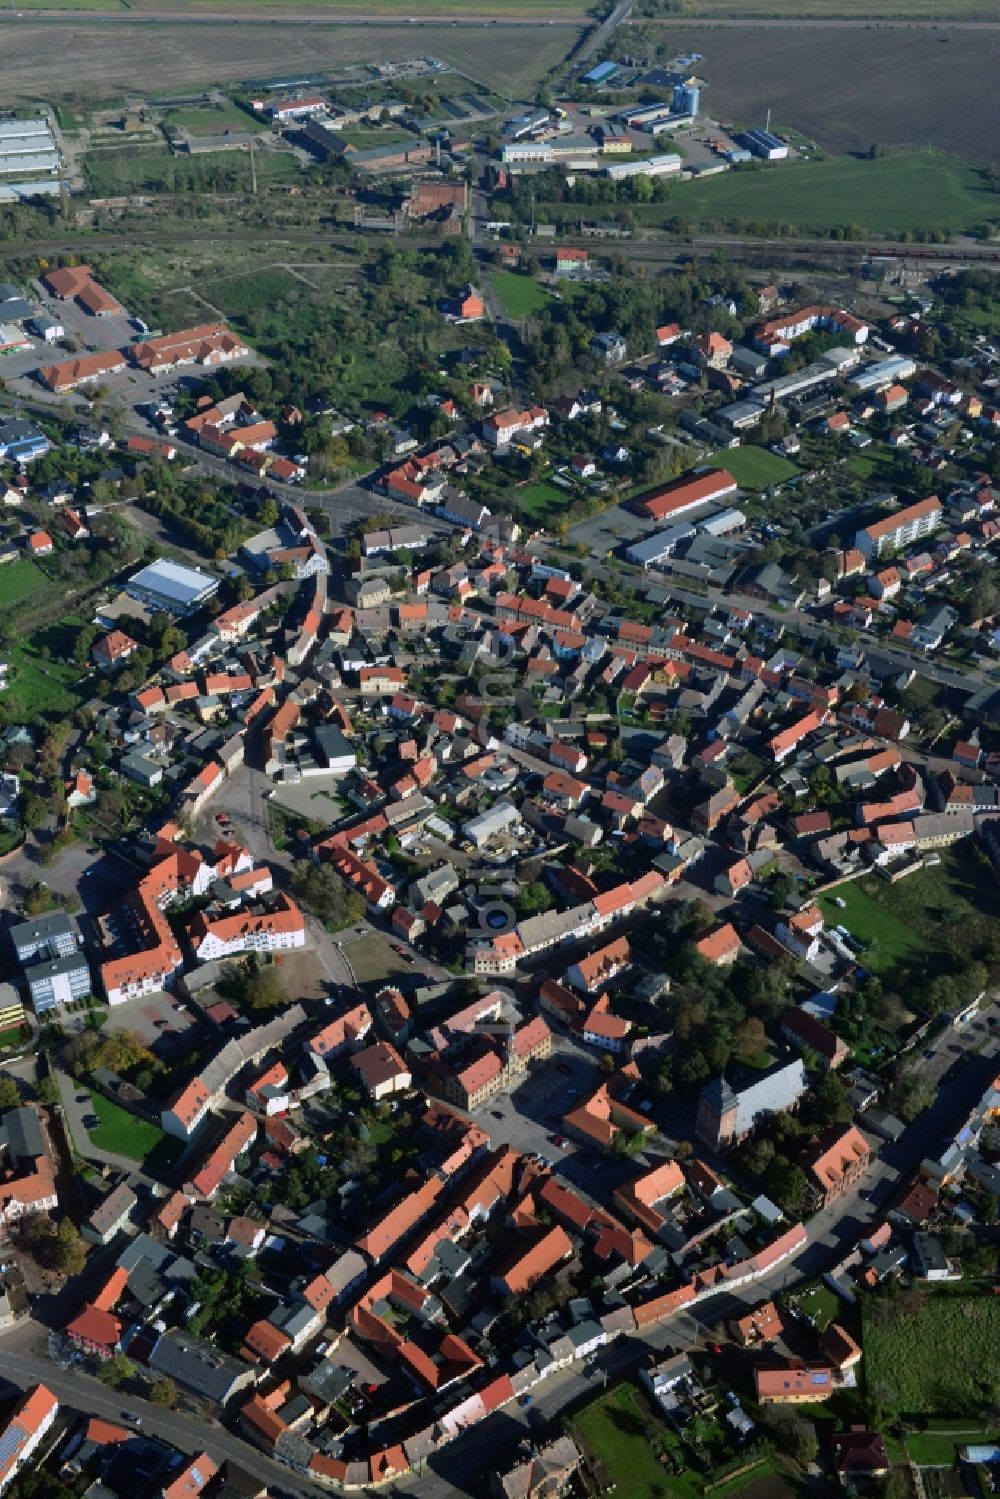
0 1424 27 1468
811 1372 829 1384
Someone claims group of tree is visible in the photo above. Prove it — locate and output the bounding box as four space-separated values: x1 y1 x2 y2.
63 1029 162 1085
291 862 365 932
19 1214 86 1276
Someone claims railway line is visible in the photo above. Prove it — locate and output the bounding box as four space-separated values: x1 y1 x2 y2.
3 220 996 269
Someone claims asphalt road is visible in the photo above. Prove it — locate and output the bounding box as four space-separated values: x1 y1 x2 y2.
0 1338 317 1499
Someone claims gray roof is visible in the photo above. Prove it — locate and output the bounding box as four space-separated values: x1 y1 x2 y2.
0 1105 46 1166
127 558 218 608
86 1183 137 1237
148 1329 254 1403
702 1058 806 1136
10 911 76 954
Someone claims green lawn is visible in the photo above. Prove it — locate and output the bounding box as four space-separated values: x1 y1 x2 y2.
572 1383 685 1499
709 445 799 490
515 480 571 522
163 103 256 134
864 1295 1000 1415
0 560 50 609
4 639 88 721
818 881 925 976
662 151 998 237
795 1282 842 1333
0 1024 30 1050
905 1425 1000 1465
821 843 998 979
491 270 551 320
844 446 896 480
86 1089 181 1167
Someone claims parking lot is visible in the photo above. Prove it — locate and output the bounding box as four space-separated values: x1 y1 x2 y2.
97 989 199 1055
484 1032 657 1199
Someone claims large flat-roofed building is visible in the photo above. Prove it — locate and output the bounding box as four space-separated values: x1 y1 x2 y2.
855 496 942 559
25 952 91 1013
10 912 79 965
634 467 738 523
126 558 220 615
626 523 697 569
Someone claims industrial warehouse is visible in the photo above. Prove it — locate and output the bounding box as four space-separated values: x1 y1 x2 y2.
0 116 65 201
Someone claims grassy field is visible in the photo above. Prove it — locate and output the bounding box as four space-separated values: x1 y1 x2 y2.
844 446 896 481
84 145 299 193
0 560 50 610
663 152 997 237
572 1383 679 1499
203 268 309 317
515 480 571 522
342 932 412 991
162 102 257 134
709 445 799 490
822 843 998 979
86 1089 182 1167
818 881 925 976
864 1295 1000 1414
905 1423 1000 1465
491 270 551 320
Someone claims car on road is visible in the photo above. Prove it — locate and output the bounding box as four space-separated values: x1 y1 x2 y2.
491 1109 504 1119
82 1115 99 1129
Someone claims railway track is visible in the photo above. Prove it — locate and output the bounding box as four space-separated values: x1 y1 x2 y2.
1 221 994 270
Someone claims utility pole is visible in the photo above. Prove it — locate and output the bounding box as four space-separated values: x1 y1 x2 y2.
249 136 258 196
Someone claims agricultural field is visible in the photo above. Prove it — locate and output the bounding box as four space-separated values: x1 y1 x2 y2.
662 151 996 237
668 0 995 16
1 21 577 103
708 445 799 489
131 0 585 11
693 29 1000 170
864 1294 1000 1414
491 270 552 320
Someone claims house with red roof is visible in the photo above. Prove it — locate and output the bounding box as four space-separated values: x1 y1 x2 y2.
806 1125 871 1208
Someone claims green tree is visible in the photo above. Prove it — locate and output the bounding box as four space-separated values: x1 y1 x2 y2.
0 1077 21 1111
97 1353 135 1389
243 962 287 1011
54 1216 86 1276
36 1077 61 1108
149 1377 177 1408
